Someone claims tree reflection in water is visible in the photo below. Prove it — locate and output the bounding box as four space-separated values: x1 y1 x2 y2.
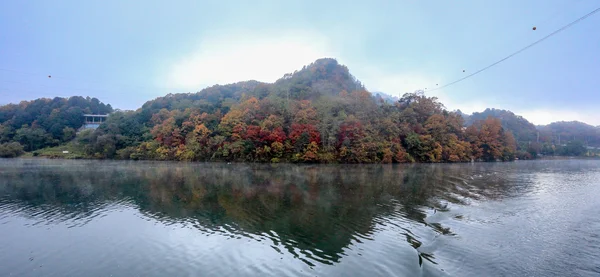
0 159 519 266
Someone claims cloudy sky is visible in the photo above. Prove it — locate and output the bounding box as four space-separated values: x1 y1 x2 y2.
1 0 599 125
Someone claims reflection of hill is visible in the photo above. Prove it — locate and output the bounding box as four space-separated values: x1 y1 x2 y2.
0 159 520 266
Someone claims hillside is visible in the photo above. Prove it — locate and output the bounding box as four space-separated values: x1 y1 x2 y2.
465 108 538 143
0 97 112 154
538 121 600 147
0 58 518 162
7 59 596 161
461 109 600 157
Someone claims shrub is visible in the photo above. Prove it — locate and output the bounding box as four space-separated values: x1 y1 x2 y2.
0 142 25 158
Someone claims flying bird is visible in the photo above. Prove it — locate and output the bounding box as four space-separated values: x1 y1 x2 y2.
532 26 537 30
48 75 51 78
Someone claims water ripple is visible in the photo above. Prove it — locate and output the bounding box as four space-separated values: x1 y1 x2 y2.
1 159 599 276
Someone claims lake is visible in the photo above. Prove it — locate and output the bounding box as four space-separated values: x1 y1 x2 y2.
0 159 599 277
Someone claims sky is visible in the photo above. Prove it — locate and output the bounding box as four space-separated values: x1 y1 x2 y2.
1 0 599 125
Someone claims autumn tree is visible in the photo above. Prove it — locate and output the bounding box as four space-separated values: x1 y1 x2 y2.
7 59 527 163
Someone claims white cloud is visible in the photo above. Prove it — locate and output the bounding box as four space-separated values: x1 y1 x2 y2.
163 31 487 115
164 31 337 90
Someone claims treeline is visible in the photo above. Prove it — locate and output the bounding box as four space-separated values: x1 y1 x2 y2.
462 108 599 158
75 59 517 163
523 122 598 158
0 97 113 153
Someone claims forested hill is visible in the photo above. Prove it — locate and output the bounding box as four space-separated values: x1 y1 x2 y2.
461 108 600 157
4 58 596 161
0 58 519 162
538 121 600 147
0 97 112 154
464 108 538 143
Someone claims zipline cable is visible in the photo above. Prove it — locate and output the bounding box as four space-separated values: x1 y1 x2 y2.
427 6 600 92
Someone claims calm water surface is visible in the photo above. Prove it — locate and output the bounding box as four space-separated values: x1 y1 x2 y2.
0 159 599 277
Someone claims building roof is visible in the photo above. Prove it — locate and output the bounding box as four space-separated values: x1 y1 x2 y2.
83 114 109 117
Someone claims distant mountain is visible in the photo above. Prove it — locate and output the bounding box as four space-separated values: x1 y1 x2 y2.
372 92 400 104
462 108 600 157
538 121 600 147
455 109 470 122
464 108 538 143
462 108 600 148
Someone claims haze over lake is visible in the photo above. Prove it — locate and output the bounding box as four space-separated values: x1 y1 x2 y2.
1 159 599 276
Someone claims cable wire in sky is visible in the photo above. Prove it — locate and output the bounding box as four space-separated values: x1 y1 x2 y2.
427 6 600 92
1 4 598 101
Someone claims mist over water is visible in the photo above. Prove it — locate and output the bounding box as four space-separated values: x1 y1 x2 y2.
0 159 599 276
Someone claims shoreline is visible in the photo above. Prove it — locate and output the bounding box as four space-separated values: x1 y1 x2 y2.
9 154 598 165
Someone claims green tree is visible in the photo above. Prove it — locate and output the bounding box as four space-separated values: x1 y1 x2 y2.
62 127 76 142
15 126 56 151
0 142 24 157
